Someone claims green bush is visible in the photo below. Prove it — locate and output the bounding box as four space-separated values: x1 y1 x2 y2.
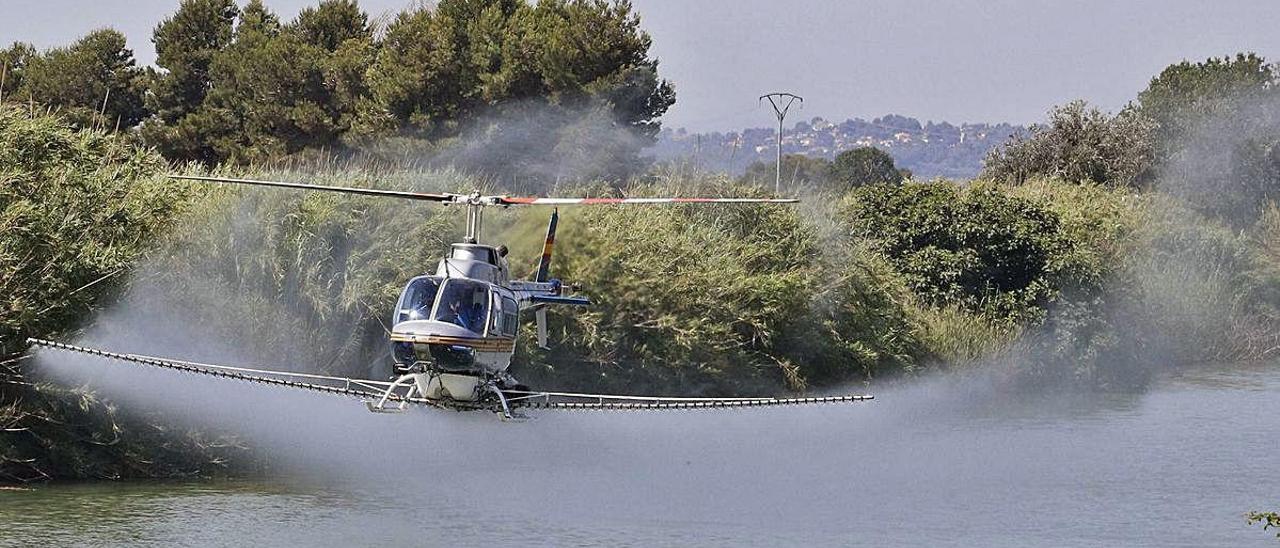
982 100 1156 187
0 105 187 357
0 106 246 482
982 181 1280 388
840 181 1096 325
831 146 903 190
512 178 920 395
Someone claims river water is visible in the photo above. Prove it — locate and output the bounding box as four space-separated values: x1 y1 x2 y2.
3 359 1278 547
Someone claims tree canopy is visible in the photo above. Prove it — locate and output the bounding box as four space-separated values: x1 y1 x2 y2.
1136 53 1280 223
6 31 147 129
741 153 835 191
1137 53 1275 157
831 146 903 189
0 0 671 180
0 43 36 103
982 100 1156 187
115 0 673 176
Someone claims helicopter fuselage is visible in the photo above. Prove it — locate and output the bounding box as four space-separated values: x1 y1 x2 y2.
387 242 584 401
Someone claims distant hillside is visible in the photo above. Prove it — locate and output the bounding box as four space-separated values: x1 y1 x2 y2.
649 115 1026 180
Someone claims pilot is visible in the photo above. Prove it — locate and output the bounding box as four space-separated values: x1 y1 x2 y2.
448 300 471 330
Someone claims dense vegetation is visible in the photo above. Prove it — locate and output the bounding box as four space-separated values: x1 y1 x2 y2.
0 106 246 482
986 53 1280 226
982 100 1155 187
1 0 672 184
516 180 920 394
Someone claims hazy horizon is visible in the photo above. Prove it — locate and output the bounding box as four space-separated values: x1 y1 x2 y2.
3 0 1279 131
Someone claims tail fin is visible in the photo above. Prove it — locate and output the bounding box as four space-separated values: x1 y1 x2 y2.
535 208 558 283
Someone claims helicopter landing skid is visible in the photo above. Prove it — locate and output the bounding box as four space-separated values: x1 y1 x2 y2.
363 372 527 420
364 373 420 414
484 381 526 421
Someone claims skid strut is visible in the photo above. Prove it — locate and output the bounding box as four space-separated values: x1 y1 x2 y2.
365 374 421 413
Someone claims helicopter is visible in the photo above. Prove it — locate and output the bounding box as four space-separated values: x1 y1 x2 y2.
29 175 873 420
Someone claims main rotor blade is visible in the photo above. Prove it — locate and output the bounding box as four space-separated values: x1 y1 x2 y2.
496 196 799 206
170 175 455 202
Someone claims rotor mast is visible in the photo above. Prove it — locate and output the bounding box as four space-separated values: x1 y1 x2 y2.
464 202 484 243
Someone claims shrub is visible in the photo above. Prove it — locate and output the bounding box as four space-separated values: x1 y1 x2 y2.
0 106 242 482
840 181 1094 324
983 100 1156 187
0 106 187 357
831 146 902 189
514 178 921 394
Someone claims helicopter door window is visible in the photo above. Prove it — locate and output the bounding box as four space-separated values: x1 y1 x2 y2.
501 297 518 337
490 293 504 336
432 279 490 333
396 277 441 323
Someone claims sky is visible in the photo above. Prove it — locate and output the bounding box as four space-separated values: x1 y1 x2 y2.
3 0 1279 131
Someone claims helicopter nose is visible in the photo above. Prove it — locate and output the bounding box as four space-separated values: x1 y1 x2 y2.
392 319 481 340
389 320 488 366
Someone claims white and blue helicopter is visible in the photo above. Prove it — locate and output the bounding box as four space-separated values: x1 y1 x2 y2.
30 175 872 420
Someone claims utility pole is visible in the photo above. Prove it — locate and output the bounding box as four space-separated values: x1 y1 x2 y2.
759 92 803 195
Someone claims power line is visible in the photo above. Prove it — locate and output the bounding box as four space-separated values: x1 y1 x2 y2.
759 92 803 195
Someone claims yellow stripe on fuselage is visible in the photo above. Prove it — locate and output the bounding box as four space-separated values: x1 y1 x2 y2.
389 333 515 352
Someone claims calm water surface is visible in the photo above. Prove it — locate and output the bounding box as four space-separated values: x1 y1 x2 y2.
3 361 1278 547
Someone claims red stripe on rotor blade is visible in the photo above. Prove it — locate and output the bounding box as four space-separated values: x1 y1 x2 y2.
498 197 799 205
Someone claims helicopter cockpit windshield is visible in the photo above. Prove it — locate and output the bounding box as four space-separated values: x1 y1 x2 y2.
432 279 490 333
395 276 441 323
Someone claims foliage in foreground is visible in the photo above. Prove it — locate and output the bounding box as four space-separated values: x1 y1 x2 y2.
0 107 181 354
987 182 1280 388
841 182 1098 325
0 105 243 482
